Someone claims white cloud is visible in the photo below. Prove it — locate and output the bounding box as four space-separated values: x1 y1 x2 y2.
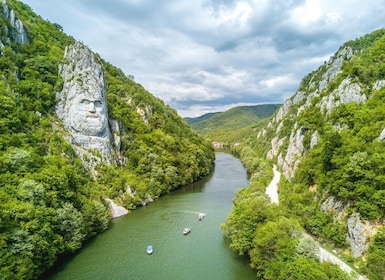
259 75 294 89
213 1 253 27
22 0 385 117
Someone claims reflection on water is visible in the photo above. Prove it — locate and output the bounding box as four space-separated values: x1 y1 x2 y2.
45 152 256 280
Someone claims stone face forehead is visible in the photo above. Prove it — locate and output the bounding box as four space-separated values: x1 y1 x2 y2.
59 42 107 102
60 42 105 83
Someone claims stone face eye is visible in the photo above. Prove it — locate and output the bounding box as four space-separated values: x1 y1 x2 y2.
94 101 102 106
81 99 90 104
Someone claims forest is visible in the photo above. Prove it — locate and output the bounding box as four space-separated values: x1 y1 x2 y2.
0 1 214 279
218 29 385 279
3 0 385 279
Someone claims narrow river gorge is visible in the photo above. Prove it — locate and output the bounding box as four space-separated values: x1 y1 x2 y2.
44 152 257 280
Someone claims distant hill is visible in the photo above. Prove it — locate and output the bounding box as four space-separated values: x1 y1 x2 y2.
185 104 281 134
184 112 220 125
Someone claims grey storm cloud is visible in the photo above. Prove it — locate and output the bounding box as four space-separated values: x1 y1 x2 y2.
22 0 385 117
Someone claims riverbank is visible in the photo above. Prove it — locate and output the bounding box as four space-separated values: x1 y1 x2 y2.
44 153 256 280
265 165 366 280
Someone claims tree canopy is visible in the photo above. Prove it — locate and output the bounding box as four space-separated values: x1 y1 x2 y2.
0 1 214 279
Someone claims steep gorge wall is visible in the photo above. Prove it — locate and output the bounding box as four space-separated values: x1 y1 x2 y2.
0 0 28 44
263 42 385 257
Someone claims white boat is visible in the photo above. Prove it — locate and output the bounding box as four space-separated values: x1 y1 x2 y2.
147 245 153 254
183 227 191 235
198 213 206 220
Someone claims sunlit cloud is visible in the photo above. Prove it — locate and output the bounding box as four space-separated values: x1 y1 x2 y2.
22 0 385 116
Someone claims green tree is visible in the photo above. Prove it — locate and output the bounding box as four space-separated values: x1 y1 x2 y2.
55 203 86 252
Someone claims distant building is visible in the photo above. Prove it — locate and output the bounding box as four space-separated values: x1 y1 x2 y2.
212 142 224 149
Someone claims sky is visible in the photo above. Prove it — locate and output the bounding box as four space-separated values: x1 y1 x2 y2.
21 0 385 117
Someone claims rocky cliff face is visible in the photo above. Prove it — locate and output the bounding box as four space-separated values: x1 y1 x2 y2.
267 45 382 179
55 42 129 217
264 39 385 257
55 42 161 217
319 197 376 257
56 42 116 166
346 213 377 258
0 0 28 44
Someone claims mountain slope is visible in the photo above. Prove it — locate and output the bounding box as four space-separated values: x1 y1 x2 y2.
221 29 385 279
186 104 280 134
0 1 214 279
184 112 219 125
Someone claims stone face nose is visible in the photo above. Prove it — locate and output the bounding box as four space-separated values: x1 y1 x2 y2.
89 101 96 113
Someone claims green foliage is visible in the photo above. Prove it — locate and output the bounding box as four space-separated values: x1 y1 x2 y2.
186 104 280 136
221 189 274 255
278 257 350 280
366 228 385 280
0 1 214 279
185 106 278 152
249 217 300 277
217 29 385 280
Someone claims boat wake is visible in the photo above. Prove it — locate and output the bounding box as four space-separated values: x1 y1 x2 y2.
180 210 205 215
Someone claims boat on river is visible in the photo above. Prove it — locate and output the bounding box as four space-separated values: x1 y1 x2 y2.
183 227 191 235
147 245 153 254
198 213 206 220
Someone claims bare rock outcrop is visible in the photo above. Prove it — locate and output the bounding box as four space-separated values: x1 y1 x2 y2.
56 42 113 162
346 212 377 258
281 128 304 178
378 128 385 141
266 46 365 180
1 0 28 44
267 136 285 159
105 198 129 218
320 196 350 219
56 42 129 217
318 46 354 91
320 77 367 115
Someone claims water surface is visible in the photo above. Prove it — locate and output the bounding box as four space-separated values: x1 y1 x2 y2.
46 152 256 280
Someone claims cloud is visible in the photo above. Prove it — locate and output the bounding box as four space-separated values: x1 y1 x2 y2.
22 0 385 117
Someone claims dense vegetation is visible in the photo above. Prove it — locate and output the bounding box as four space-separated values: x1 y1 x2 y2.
221 148 350 279
99 62 214 208
219 30 385 279
185 104 280 134
186 104 280 147
0 1 214 279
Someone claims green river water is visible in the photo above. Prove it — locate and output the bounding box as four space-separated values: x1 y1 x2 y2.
45 152 257 280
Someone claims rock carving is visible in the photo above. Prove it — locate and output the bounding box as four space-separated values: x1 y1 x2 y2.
56 42 112 159
56 42 130 217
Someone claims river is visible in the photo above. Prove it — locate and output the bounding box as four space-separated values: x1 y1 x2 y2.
44 152 257 280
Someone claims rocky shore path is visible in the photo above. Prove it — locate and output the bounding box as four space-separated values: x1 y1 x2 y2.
265 165 366 280
265 164 280 204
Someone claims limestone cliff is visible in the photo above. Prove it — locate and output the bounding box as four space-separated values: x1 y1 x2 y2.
55 42 128 217
0 0 28 44
266 46 365 176
56 42 115 164
262 31 385 259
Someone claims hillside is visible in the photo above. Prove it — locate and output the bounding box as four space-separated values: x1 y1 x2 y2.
0 1 214 279
185 104 280 134
184 112 219 125
221 29 385 279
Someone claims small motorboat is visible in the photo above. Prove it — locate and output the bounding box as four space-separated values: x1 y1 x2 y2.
198 213 206 220
147 245 153 254
183 227 191 235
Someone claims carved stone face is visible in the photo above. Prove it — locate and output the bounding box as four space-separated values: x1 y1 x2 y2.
68 80 108 137
56 42 113 161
